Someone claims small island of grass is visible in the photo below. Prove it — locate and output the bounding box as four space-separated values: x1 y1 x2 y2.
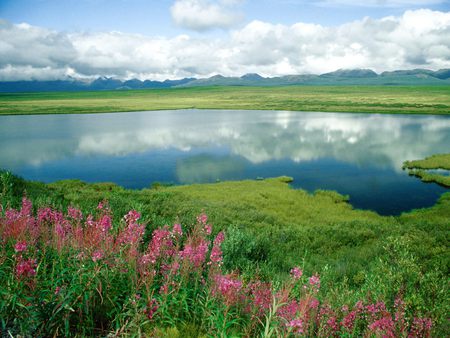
403 153 450 187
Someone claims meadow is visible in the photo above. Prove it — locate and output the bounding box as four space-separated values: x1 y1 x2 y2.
1 171 448 336
0 85 450 115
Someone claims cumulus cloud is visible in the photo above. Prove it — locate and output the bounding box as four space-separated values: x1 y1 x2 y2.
317 0 447 7
170 0 244 31
0 9 449 81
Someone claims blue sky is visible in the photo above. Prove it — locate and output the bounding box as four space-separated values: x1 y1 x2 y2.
0 0 449 80
1 0 448 34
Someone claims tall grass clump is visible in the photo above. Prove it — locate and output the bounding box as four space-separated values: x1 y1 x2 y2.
0 197 436 337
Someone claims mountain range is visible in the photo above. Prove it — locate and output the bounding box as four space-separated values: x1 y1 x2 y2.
0 69 449 92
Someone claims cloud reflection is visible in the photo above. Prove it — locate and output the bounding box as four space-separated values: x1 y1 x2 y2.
1 110 449 173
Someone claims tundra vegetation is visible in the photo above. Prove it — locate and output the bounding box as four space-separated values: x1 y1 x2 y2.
403 153 450 187
0 171 448 337
0 85 449 115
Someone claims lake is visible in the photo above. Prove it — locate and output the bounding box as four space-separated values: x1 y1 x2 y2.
1 109 449 215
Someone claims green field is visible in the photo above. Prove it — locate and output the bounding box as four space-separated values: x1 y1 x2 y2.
1 85 449 115
1 171 449 335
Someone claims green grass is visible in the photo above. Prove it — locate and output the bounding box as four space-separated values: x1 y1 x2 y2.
1 85 449 115
4 174 447 283
403 154 450 187
1 171 449 335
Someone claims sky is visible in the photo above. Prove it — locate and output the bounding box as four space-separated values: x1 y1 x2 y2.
0 0 449 80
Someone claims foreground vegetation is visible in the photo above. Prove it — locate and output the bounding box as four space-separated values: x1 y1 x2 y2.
1 85 449 115
1 171 448 336
403 154 450 187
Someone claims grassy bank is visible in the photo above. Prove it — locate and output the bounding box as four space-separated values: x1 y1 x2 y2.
1 85 449 115
1 171 448 335
403 154 450 187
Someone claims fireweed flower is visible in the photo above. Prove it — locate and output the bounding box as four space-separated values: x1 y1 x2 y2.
172 223 182 237
92 250 104 262
290 267 303 280
213 274 243 306
308 274 320 292
67 206 83 221
145 299 158 320
209 231 225 266
14 241 27 252
287 318 304 334
197 213 208 225
15 257 37 278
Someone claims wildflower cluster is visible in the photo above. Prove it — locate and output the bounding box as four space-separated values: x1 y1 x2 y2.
0 198 435 337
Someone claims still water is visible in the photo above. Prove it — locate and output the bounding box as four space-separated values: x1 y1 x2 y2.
1 110 449 215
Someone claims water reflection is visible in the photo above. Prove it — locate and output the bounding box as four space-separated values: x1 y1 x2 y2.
1 110 449 214
1 110 449 171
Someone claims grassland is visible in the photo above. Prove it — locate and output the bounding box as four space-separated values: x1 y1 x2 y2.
403 153 450 187
0 85 449 115
1 171 449 335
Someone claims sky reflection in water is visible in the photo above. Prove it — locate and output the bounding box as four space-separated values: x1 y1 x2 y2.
1 110 449 215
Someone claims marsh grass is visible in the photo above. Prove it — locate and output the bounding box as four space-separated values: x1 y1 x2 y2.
403 154 450 187
0 171 448 335
1 86 449 115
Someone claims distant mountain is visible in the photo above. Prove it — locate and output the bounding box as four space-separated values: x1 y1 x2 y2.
320 69 378 78
180 68 450 87
0 69 448 92
0 77 196 93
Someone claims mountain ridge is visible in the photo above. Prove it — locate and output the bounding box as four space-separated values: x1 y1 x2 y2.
0 68 449 92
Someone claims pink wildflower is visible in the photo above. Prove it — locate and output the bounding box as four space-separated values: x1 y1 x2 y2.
409 317 432 337
290 267 303 280
20 197 32 217
16 257 37 278
209 231 225 265
368 316 396 338
172 223 182 237
341 310 357 331
197 213 208 225
308 274 320 292
213 274 243 306
14 241 28 252
145 299 158 320
288 318 304 334
67 206 83 221
92 250 104 262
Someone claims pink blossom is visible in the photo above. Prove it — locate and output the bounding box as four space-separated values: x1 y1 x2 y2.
246 281 272 315
16 257 37 278
204 224 212 235
172 223 182 237
180 239 209 268
288 318 304 334
145 299 158 320
124 210 141 224
14 241 27 252
341 310 357 331
92 250 104 262
368 316 396 338
290 267 303 280
197 213 208 225
209 232 225 265
20 197 32 217
67 206 83 221
308 274 320 292
212 274 243 306
409 317 432 337
99 214 112 232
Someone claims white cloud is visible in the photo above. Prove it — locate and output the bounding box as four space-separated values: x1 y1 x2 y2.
170 0 244 31
0 9 449 81
317 0 447 7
